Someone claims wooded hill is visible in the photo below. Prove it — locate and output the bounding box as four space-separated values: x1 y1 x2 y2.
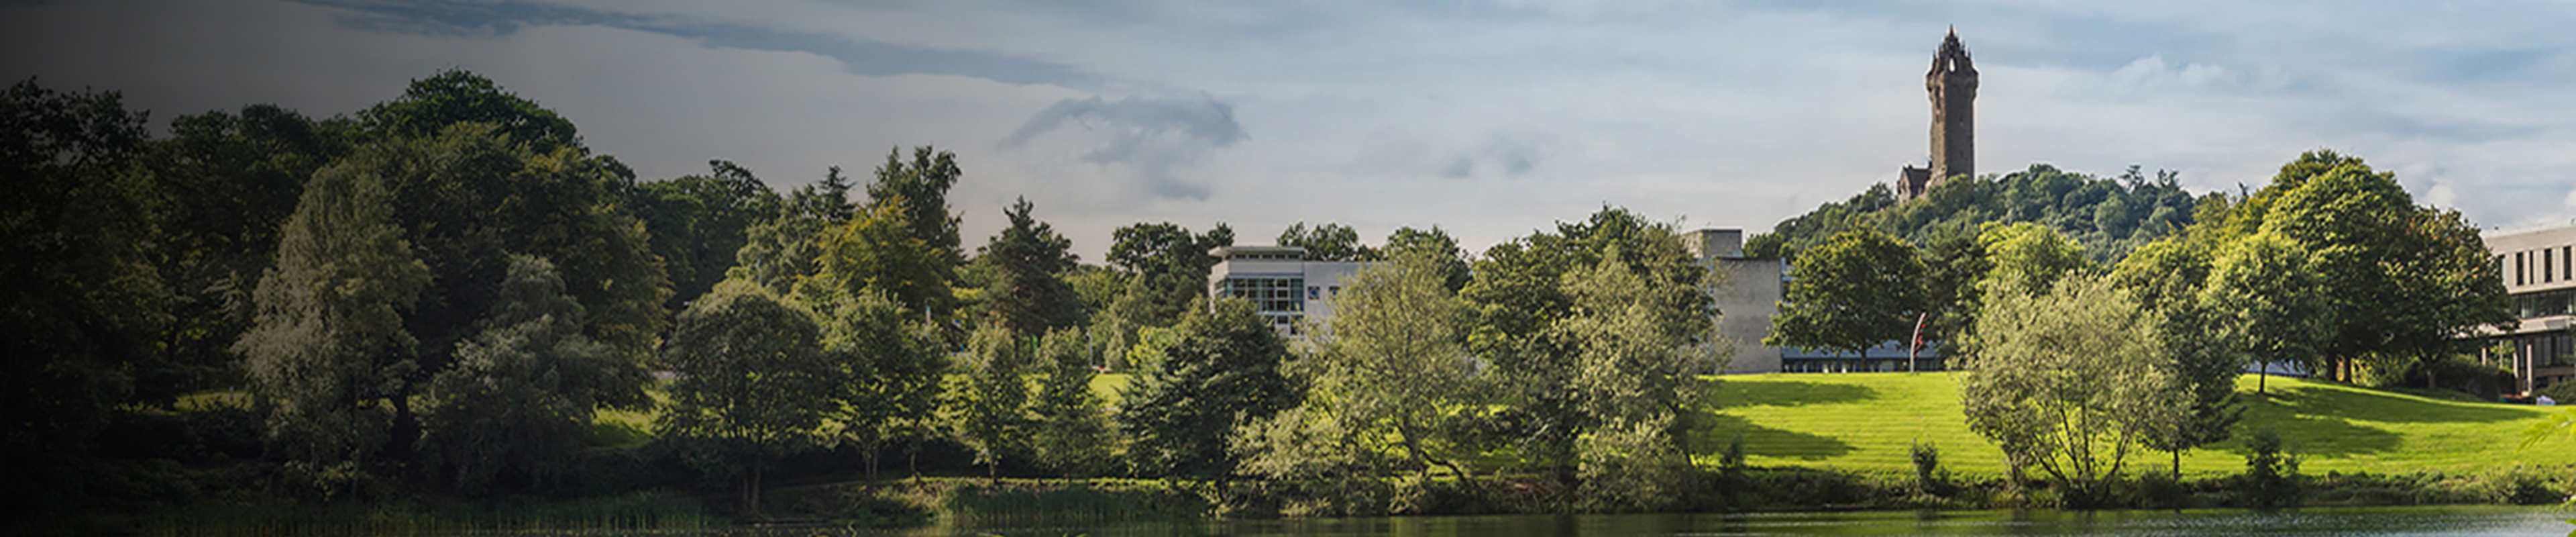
1748 164 2214 262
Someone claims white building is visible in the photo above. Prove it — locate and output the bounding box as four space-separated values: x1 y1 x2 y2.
2480 223 2576 395
1206 246 1362 337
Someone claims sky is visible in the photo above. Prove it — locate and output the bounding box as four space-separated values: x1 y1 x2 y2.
8 0 2576 259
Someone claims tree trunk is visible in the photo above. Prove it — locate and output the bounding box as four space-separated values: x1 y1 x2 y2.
386 383 420 463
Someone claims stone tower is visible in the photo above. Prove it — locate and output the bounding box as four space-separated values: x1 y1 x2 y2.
1899 28 1978 201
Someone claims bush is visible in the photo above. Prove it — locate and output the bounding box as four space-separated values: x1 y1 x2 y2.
2237 428 2301 509
2466 466 2563 505
1574 418 1686 512
1909 441 1951 495
2537 379 2576 403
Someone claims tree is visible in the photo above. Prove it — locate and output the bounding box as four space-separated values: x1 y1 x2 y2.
948 326 1033 481
1028 328 1114 477
861 147 965 315
1266 249 1482 481
732 166 857 294
1765 228 1927 358
235 156 431 488
811 289 945 480
1752 164 2201 262
1462 207 1713 483
419 255 644 493
2238 152 2513 381
2110 236 2245 476
1104 222 1234 328
359 69 582 154
1958 274 2184 506
1915 228 1990 345
1974 222 2091 299
812 201 951 319
1 81 166 501
1381 226 1473 291
658 281 842 515
1559 252 1719 510
639 160 776 311
1277 222 1371 261
1118 297 1297 486
347 121 671 457
141 104 353 403
2199 231 2328 395
977 197 1084 336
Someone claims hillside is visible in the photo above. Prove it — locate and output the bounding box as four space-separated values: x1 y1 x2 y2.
1746 164 2208 262
1697 373 2576 477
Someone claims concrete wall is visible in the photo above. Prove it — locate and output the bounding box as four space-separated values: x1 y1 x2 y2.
1714 256 1785 373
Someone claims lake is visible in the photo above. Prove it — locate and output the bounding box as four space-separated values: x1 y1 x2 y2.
895 505 2576 536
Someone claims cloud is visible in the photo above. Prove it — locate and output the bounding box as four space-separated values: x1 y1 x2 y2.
1004 94 1247 200
305 0 1102 88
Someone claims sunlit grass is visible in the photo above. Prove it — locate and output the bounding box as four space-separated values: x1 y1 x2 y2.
1695 373 2576 478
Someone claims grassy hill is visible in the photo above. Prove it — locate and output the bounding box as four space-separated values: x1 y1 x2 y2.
586 371 2570 479
1696 373 2576 477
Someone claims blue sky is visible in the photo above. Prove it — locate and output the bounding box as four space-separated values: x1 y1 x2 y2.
7 0 2574 257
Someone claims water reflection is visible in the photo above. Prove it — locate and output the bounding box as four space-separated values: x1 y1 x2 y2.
909 505 2573 536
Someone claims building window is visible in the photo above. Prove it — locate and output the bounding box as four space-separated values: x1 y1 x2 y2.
2518 251 2528 286
1307 286 1320 300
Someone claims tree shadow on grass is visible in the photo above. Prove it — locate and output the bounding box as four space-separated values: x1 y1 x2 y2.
2263 383 2532 424
1707 379 1880 409
2214 412 2404 458
1690 413 1855 461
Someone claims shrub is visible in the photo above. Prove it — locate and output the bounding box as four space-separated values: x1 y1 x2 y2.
2238 428 2301 509
1909 440 1951 495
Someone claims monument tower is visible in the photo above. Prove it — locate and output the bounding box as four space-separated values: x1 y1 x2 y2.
1898 28 1978 201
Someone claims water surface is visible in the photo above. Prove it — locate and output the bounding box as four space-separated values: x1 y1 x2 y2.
909 505 2575 536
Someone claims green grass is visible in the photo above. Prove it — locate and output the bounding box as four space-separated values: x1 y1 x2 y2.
1695 373 2576 477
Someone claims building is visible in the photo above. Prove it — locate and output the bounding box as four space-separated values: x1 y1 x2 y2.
1896 29 1978 201
2479 224 2576 394
1688 228 1947 374
1688 229 1786 373
1206 245 1362 337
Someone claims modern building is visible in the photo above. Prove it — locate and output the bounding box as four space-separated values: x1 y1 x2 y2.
1896 29 1978 201
1206 245 1362 337
1688 229 1785 373
2479 224 2576 394
1687 228 1945 374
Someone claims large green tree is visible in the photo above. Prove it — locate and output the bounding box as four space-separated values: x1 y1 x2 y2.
1462 207 1713 482
1277 222 1371 261
809 288 945 479
1104 222 1235 328
235 155 432 486
1263 249 1483 481
977 197 1083 336
860 147 965 315
1959 274 2185 506
657 281 842 515
1381 226 1473 291
947 326 1034 481
731 167 857 295
1764 228 1927 358
1118 297 1297 485
1 81 170 505
1028 328 1114 477
638 160 776 311
418 255 645 493
141 105 353 401
2224 151 2510 381
812 201 951 319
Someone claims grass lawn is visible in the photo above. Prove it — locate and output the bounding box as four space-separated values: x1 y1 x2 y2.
1696 373 2576 477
